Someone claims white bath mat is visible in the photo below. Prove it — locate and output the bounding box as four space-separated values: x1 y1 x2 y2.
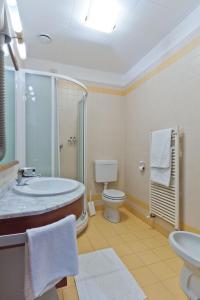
75 248 147 300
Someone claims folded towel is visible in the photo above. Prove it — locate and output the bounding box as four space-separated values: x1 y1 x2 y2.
151 165 171 187
150 128 172 168
150 128 172 187
24 215 78 300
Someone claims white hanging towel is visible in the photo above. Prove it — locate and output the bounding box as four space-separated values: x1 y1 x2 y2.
24 215 78 300
150 128 172 187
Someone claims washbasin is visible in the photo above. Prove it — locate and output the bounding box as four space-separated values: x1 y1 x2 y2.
169 231 200 299
13 177 80 197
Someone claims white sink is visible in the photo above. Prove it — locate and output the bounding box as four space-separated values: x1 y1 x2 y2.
169 231 200 299
14 177 80 197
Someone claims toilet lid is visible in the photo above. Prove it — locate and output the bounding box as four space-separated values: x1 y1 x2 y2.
103 189 125 199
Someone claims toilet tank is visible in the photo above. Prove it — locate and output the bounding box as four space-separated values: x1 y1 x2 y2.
94 160 118 183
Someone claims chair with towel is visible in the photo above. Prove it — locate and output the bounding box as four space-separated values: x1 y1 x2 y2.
150 128 172 187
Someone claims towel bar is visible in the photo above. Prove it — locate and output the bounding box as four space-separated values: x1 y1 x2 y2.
149 127 180 230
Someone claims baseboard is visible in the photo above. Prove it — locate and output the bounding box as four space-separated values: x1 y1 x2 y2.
87 193 200 236
86 194 103 211
125 195 200 236
94 199 104 210
124 199 172 237
127 195 148 209
87 194 101 201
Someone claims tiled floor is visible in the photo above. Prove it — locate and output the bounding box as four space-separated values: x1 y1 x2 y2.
57 207 186 300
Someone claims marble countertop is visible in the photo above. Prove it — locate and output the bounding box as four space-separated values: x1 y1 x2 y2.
0 179 85 220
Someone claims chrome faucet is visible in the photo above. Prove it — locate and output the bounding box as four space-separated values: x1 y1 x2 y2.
16 168 24 186
16 167 41 186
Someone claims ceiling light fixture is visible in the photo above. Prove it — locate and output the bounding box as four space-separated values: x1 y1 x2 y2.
85 0 120 33
6 0 27 59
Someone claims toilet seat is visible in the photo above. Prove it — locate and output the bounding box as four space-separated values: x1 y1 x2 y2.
103 189 126 200
102 189 126 223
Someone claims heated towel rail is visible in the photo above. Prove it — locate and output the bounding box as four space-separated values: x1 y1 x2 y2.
149 127 180 230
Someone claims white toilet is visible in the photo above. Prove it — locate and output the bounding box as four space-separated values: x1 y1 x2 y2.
94 160 126 223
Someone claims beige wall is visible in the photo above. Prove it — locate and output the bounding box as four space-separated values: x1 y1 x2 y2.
76 41 200 232
124 43 200 230
86 92 125 197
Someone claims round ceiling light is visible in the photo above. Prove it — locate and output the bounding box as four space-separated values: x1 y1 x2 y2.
38 34 52 44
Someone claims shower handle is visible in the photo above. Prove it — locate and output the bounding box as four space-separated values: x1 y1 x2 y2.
68 136 77 144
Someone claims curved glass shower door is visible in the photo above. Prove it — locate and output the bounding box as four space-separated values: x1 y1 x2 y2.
57 79 85 183
25 73 86 182
25 73 54 176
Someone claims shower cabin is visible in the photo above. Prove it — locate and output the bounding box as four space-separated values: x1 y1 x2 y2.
6 68 88 233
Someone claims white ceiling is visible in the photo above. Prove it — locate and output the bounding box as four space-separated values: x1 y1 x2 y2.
18 0 200 73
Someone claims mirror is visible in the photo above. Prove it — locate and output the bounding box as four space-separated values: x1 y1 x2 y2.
0 3 21 167
0 68 16 165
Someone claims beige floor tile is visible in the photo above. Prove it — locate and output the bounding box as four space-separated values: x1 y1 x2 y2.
119 210 132 222
165 257 183 275
95 222 116 233
86 226 106 239
126 240 149 253
88 235 109 250
112 243 133 257
76 207 183 299
77 238 94 254
142 237 167 249
131 266 159 287
84 226 101 239
125 223 142 232
152 245 176 260
134 228 158 239
106 235 124 246
134 221 152 230
162 277 188 300
101 229 117 238
62 286 79 300
56 288 63 300
111 223 128 234
95 221 110 227
77 232 90 243
143 282 175 300
153 233 168 244
137 249 161 265
148 261 176 281
121 253 144 270
120 232 138 242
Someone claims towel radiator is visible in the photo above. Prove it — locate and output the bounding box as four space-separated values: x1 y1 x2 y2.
149 127 180 230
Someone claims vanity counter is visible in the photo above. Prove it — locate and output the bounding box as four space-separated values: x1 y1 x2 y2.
0 181 85 219
0 180 85 236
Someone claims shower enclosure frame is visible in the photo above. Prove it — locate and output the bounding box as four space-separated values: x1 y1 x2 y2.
12 68 88 233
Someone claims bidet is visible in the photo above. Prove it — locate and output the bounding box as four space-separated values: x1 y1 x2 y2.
169 231 200 300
